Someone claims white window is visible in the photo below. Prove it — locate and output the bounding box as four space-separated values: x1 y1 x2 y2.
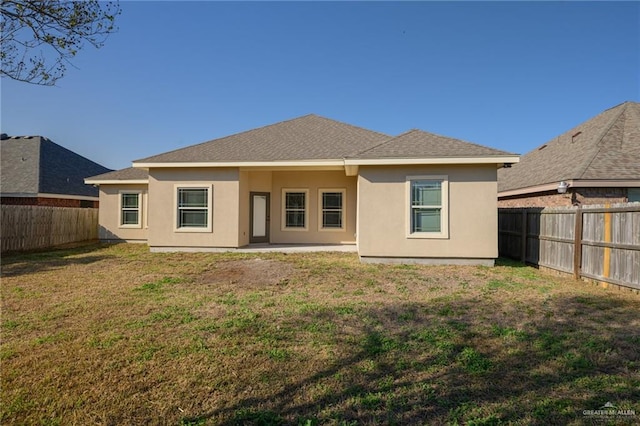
119 191 141 228
282 189 308 231
407 175 448 239
319 189 345 231
175 185 212 232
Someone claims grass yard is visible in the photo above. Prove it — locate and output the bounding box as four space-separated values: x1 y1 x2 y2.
2 243 639 425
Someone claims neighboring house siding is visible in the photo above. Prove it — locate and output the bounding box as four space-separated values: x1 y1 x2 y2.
498 188 629 207
358 164 498 260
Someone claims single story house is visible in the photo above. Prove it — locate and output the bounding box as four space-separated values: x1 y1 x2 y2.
498 101 640 207
1 134 111 208
86 115 518 265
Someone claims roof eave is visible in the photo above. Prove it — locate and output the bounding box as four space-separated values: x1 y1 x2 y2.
345 156 520 166
84 179 149 185
132 160 347 168
498 179 640 198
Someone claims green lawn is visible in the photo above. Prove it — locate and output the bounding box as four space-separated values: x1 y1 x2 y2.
2 243 639 425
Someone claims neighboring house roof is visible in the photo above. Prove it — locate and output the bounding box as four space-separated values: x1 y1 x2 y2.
498 101 640 194
1 135 111 198
351 129 513 159
134 114 391 164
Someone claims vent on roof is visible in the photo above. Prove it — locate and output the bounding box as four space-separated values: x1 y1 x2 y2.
538 144 547 151
571 131 582 143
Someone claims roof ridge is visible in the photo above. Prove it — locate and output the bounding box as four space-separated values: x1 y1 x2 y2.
574 102 628 179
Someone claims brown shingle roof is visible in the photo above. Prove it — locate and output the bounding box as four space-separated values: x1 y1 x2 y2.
86 167 148 181
350 129 514 159
498 101 640 193
134 114 390 163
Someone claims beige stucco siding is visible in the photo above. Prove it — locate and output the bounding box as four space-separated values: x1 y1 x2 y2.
97 184 148 242
268 171 357 244
357 165 498 259
147 168 240 248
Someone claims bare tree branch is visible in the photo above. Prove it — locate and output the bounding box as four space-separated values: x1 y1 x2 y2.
1 0 121 85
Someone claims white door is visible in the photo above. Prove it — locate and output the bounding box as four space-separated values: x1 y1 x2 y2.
250 193 269 243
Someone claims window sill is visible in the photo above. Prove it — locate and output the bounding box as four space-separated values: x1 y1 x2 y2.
406 233 449 239
174 227 212 233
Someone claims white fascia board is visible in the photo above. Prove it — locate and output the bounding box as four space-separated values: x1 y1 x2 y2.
344 156 520 166
132 160 345 168
84 179 149 185
498 179 640 197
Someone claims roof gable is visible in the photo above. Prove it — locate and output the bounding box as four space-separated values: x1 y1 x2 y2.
498 101 640 193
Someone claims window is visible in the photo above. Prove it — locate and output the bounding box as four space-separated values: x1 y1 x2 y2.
282 189 308 230
319 189 345 231
629 188 640 203
176 186 212 231
408 176 448 238
120 192 141 228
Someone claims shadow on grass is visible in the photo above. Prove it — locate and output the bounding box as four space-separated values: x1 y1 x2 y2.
178 291 640 425
1 242 115 277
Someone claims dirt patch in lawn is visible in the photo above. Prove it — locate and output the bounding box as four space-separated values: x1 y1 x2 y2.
197 258 296 287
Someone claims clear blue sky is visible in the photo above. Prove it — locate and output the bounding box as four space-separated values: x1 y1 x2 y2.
2 1 638 170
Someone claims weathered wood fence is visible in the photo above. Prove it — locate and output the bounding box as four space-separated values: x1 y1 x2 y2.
499 203 640 291
1 205 98 253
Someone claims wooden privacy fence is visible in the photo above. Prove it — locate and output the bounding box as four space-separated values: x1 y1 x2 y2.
1 205 98 253
499 204 640 291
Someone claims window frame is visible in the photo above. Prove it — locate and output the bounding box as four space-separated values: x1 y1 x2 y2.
281 188 309 231
174 184 213 233
406 175 449 239
118 190 142 229
318 188 346 232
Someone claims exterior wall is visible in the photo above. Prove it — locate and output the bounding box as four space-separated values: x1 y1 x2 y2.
357 165 498 260
147 168 240 248
98 185 148 242
498 187 629 207
1 197 98 208
269 171 357 244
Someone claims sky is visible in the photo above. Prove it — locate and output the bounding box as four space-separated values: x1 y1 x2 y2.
1 1 639 171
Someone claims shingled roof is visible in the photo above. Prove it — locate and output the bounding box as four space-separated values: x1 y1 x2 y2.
134 114 390 164
1 135 111 197
351 129 513 159
498 101 640 193
85 167 148 183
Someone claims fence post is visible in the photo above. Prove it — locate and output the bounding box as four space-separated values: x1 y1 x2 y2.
573 207 583 279
520 209 528 263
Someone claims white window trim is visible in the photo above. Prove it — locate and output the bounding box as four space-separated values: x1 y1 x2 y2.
174 184 213 233
406 175 449 239
281 188 309 231
318 188 346 232
118 190 142 229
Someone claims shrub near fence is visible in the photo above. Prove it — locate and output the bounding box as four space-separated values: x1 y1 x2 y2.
499 203 640 291
1 205 98 253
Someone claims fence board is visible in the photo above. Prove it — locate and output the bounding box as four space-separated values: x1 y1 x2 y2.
499 203 640 291
1 205 98 253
